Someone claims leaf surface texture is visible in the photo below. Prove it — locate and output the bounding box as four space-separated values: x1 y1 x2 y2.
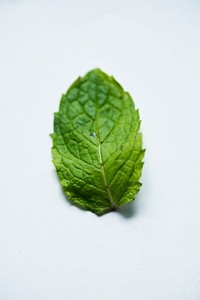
51 69 144 215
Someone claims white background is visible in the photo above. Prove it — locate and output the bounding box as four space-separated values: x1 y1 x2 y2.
0 1 200 299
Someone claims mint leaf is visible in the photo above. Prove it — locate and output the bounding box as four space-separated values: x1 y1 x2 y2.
51 69 144 215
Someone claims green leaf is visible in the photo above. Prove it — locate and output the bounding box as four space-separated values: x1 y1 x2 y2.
51 69 145 215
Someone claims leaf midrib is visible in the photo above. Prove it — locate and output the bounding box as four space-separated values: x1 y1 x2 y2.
94 121 117 209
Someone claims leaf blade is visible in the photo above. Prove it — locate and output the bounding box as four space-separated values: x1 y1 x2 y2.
51 69 144 215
